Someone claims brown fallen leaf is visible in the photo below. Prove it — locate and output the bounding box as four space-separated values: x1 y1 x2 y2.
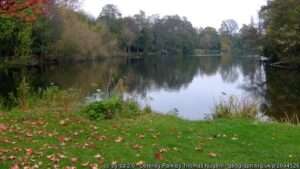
25 132 33 137
0 123 8 132
64 167 76 169
138 134 145 139
195 146 203 152
71 157 78 163
114 137 123 143
90 163 98 169
96 135 107 141
8 155 16 160
132 144 143 150
154 152 164 161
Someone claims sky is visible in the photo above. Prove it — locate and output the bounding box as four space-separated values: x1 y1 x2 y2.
81 0 267 29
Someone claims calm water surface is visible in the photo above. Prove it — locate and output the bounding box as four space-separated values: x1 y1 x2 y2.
1 54 299 121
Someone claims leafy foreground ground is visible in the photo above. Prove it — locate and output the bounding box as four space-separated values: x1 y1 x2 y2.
0 111 300 168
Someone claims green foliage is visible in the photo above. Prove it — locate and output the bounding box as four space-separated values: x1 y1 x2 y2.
199 27 221 50
260 0 300 61
0 17 32 60
81 96 141 120
238 24 261 54
16 25 32 59
98 7 199 56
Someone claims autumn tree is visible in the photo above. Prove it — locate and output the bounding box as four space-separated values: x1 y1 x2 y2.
0 0 49 22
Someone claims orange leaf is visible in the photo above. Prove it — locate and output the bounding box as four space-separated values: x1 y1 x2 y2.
25 148 33 156
10 164 20 169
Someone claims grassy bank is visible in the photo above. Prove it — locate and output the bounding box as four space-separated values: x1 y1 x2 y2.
0 84 299 168
1 110 300 168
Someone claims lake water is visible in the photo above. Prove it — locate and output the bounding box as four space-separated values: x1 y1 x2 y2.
1 54 299 121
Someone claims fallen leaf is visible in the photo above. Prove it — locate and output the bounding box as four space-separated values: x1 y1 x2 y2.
0 123 8 132
89 163 98 169
94 154 102 159
25 148 33 156
132 144 143 150
71 157 78 163
231 137 239 141
159 148 168 153
10 164 20 169
136 161 145 167
154 152 164 161
64 167 76 169
59 120 66 125
8 155 16 160
195 146 203 152
25 132 33 137
81 162 89 167
208 152 217 158
114 137 123 143
172 147 178 151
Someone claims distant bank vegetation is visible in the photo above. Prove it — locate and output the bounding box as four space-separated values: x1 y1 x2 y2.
0 0 299 68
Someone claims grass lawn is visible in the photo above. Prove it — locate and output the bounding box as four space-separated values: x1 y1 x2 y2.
1 111 300 168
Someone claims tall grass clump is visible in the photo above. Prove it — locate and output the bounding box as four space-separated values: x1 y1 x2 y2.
38 85 81 113
213 96 258 119
16 77 31 112
12 77 81 114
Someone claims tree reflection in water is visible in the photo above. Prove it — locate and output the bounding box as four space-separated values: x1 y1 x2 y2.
0 53 299 121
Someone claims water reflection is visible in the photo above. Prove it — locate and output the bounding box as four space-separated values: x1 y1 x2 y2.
0 53 299 121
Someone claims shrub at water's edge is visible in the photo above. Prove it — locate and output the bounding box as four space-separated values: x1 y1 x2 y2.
80 96 146 120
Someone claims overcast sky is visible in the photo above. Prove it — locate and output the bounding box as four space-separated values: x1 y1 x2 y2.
81 0 267 28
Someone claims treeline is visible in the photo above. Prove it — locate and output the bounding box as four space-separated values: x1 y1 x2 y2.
0 2 199 64
82 4 199 56
0 1 263 65
3 0 298 65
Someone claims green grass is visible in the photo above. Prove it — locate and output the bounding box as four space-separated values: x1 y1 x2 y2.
0 110 300 168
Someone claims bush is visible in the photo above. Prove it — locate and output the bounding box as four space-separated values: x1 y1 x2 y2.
81 96 141 120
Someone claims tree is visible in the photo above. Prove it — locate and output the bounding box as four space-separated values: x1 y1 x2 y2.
219 19 239 36
239 24 261 54
98 4 121 20
199 27 220 50
97 4 122 34
0 0 49 22
219 19 239 52
259 0 300 62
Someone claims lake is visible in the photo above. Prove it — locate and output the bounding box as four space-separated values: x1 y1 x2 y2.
0 53 299 121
